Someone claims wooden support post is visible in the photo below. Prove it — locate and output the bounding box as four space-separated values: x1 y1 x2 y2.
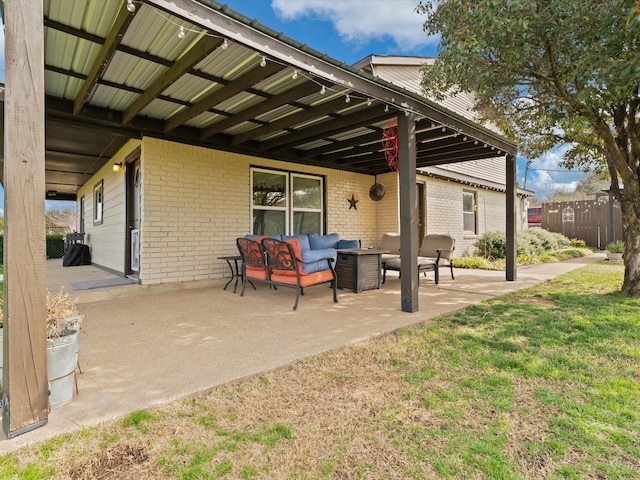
506 153 517 281
2 0 49 437
398 113 418 312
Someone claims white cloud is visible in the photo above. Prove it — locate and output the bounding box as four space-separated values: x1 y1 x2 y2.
271 0 438 52
526 146 589 199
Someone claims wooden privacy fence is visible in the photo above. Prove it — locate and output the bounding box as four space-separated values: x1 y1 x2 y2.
542 198 624 249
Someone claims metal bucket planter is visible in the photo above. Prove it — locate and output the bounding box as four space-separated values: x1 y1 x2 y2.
47 315 82 407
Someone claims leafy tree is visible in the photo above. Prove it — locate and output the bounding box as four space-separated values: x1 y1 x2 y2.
417 0 640 296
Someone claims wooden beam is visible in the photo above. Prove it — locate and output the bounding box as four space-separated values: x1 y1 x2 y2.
261 107 392 151
232 97 368 146
3 0 49 437
200 80 323 139
164 62 285 132
506 153 517 281
398 113 419 313
122 35 224 125
73 1 136 114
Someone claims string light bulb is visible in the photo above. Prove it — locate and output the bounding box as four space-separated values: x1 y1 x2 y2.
260 56 267 67
178 26 185 39
221 38 228 49
384 104 389 112
320 85 326 95
345 94 351 104
126 0 136 13
367 98 372 106
292 69 298 80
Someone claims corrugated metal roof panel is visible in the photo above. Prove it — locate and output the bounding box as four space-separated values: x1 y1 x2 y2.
213 92 264 115
102 51 168 91
90 84 139 111
255 104 302 123
162 73 221 104
223 121 262 136
122 7 191 62
184 111 221 128
45 0 119 37
196 46 260 80
139 98 183 120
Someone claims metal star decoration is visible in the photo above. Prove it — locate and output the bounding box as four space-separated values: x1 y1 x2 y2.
348 194 359 211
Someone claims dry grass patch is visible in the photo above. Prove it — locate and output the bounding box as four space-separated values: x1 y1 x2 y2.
2 261 638 479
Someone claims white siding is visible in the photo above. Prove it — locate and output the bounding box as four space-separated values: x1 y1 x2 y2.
76 139 140 273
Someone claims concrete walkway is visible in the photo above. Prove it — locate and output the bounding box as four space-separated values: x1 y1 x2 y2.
1 253 605 452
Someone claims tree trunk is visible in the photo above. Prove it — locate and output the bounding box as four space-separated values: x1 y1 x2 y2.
620 196 640 296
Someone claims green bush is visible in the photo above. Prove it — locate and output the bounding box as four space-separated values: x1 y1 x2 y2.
475 228 573 260
474 231 506 260
46 234 65 259
0 234 67 262
606 240 625 253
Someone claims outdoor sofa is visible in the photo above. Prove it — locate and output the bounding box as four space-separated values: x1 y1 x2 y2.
237 233 360 310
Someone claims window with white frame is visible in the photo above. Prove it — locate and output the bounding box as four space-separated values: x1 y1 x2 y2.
251 167 324 235
93 180 104 225
463 190 477 234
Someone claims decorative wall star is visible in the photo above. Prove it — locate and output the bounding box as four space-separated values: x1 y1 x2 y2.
348 194 359 211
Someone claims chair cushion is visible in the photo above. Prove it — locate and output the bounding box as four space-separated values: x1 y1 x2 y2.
302 248 336 274
268 238 306 277
270 269 334 286
308 233 340 250
385 258 402 270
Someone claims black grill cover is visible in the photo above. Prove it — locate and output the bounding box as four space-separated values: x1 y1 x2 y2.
63 243 91 266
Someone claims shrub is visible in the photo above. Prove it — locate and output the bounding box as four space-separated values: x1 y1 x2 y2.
475 228 573 260
606 240 624 253
46 234 65 259
571 238 587 248
474 231 506 259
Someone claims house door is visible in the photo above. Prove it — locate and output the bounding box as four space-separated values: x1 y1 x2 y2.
125 153 141 277
416 182 425 244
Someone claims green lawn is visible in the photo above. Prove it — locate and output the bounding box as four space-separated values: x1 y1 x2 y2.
1 261 638 479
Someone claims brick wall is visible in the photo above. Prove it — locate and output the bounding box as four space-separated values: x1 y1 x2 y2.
423 175 508 257
140 138 376 284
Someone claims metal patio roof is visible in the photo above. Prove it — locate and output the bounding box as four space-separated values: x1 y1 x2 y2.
5 0 518 199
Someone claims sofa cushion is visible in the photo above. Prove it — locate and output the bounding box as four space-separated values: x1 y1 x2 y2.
246 234 282 241
302 248 336 274
337 239 360 249
282 234 310 252
308 233 340 250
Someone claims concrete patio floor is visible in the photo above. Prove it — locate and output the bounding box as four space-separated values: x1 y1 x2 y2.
1 253 605 452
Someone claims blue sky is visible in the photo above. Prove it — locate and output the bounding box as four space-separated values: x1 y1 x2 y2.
0 0 587 216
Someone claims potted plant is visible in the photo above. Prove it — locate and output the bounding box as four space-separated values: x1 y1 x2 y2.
0 289 83 406
605 240 624 262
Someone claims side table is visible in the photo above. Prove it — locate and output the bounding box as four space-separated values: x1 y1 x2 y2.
335 249 384 293
218 255 255 293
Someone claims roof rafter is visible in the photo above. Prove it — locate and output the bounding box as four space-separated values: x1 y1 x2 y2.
231 97 368 146
73 1 136 114
262 107 393 152
200 79 328 139
164 62 285 132
122 35 225 124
